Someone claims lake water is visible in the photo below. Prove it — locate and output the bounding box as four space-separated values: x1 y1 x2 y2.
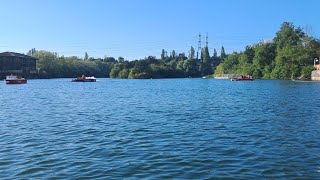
0 78 320 179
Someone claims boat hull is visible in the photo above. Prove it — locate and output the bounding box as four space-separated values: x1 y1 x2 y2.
71 79 96 82
5 79 27 84
230 78 254 81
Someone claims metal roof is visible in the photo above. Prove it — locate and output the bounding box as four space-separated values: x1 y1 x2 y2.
0 52 37 59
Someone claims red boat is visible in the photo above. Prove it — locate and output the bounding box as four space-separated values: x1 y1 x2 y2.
72 75 96 82
230 75 254 81
5 75 27 84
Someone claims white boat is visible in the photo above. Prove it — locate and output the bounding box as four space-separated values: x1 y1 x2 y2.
72 75 96 82
5 75 27 84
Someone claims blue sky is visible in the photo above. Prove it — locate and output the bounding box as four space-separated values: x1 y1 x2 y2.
0 0 319 60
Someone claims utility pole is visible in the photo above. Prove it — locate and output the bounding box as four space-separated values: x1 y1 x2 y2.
197 33 201 60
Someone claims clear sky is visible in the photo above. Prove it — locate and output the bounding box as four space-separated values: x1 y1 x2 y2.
0 0 319 60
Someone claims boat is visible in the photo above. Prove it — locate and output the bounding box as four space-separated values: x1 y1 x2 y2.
230 74 254 81
5 75 27 84
71 75 96 82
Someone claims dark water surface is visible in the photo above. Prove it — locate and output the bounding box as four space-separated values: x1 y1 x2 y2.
1 78 320 179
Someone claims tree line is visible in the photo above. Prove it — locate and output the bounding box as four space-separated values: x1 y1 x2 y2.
29 46 223 79
30 22 320 79
28 50 116 78
108 45 223 79
215 22 320 79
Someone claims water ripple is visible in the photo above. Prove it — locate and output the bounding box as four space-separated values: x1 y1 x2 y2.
0 79 319 179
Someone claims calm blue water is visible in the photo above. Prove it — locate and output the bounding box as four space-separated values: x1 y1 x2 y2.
0 78 320 179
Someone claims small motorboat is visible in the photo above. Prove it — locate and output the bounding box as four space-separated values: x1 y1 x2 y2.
230 75 254 81
5 75 27 84
72 75 96 82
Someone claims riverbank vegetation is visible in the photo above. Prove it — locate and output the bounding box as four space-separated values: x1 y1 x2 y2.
28 49 115 78
30 22 320 79
215 22 320 79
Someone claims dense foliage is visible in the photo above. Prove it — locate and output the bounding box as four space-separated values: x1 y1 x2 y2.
31 22 320 79
108 48 219 79
30 51 116 78
214 22 320 79
31 46 219 79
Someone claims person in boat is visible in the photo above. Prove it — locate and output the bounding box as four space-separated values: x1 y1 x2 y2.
81 74 86 80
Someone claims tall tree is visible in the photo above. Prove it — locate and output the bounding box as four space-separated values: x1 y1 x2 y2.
203 46 210 64
188 46 195 60
161 49 166 61
84 52 89 61
171 50 176 60
27 48 37 56
271 22 309 79
212 48 219 66
274 22 304 50
200 47 212 76
220 46 226 61
200 49 204 62
213 48 217 59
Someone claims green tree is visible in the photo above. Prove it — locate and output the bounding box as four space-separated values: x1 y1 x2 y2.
252 43 275 78
203 46 210 64
236 53 254 75
27 48 37 56
118 68 129 78
244 45 255 63
171 50 176 60
128 68 140 78
176 60 184 71
178 53 187 61
300 65 314 79
33 50 61 77
271 22 317 79
118 56 125 63
213 48 217 59
183 59 198 77
214 63 225 75
200 46 212 76
212 48 220 66
200 49 204 62
188 46 195 60
222 52 239 74
220 46 226 61
110 63 123 78
84 52 89 61
274 22 304 50
161 49 166 61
